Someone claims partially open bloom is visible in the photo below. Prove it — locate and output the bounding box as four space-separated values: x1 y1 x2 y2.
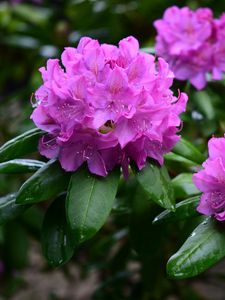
154 6 225 90
31 36 188 177
193 137 225 221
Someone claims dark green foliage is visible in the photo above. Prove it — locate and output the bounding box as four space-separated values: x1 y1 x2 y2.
66 166 120 244
0 129 42 162
16 160 70 204
0 194 30 225
153 196 200 224
0 159 45 173
167 218 225 279
136 161 175 210
41 195 75 267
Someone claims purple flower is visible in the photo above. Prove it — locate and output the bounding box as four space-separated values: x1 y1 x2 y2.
212 14 225 80
193 137 225 221
154 6 225 90
31 36 188 177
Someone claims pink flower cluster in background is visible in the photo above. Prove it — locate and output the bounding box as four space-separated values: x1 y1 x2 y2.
154 6 225 90
193 137 225 221
31 36 187 177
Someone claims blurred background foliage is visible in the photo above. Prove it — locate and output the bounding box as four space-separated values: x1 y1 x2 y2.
1 0 225 299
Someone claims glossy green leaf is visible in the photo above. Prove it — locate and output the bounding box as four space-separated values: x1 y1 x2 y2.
172 138 205 164
153 196 200 224
0 128 42 162
0 159 45 173
16 160 70 204
66 167 120 244
136 161 175 210
0 194 30 225
172 173 201 199
41 196 75 267
167 218 225 279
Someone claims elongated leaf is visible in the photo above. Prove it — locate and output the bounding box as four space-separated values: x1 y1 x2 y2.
2 35 39 49
153 196 200 224
136 161 175 210
41 196 75 267
172 173 200 199
16 160 70 204
172 138 205 164
66 167 120 244
0 159 45 173
167 218 225 279
165 152 199 172
193 91 215 120
13 4 51 25
0 194 30 225
0 128 42 162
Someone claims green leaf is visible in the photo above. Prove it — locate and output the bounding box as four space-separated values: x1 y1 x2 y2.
165 152 199 172
0 159 45 173
172 173 201 199
172 138 205 164
0 194 30 225
2 35 40 49
41 196 75 267
193 91 216 120
167 218 225 279
153 196 200 224
66 166 120 244
0 128 42 162
12 4 51 25
136 161 175 210
16 160 70 204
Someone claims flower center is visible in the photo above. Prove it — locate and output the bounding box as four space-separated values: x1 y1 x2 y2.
99 120 115 134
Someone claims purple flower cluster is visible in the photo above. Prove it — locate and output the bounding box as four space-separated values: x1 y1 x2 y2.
154 6 225 90
31 36 187 177
193 137 225 221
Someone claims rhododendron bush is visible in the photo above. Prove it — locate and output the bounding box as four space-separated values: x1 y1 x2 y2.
2 2 225 298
